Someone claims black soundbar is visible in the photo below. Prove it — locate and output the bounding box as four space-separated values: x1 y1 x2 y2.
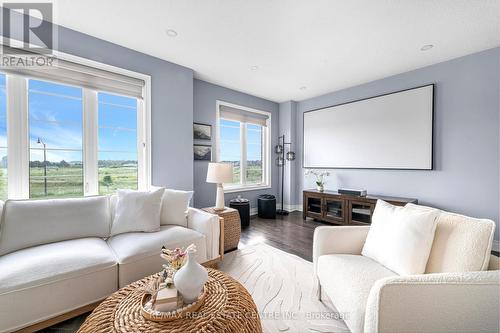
338 188 367 197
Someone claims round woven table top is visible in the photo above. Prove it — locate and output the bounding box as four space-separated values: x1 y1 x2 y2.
77 268 262 333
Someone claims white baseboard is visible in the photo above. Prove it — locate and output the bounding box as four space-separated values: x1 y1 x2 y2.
493 240 499 253
249 204 302 217
284 204 303 212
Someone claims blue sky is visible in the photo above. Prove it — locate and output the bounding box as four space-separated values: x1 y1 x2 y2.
15 79 138 163
0 74 261 165
219 119 262 162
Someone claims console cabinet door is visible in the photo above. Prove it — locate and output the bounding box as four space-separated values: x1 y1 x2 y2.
322 197 346 224
304 193 323 219
349 200 375 225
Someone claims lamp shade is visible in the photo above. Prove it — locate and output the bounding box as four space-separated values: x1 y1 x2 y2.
206 162 233 184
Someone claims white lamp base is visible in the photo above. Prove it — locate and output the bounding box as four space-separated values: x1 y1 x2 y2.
214 183 225 211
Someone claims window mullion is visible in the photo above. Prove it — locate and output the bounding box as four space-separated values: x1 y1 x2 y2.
83 89 98 196
6 75 29 199
137 98 147 190
240 122 247 185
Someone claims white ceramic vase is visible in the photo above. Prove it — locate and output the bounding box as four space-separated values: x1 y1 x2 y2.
173 249 208 303
317 184 324 192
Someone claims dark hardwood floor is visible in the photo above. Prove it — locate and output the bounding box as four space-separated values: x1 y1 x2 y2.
39 212 323 332
239 211 328 262
37 211 499 332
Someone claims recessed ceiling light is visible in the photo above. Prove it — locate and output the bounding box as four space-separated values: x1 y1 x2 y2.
300 86 307 90
250 66 259 71
166 29 178 37
420 44 433 51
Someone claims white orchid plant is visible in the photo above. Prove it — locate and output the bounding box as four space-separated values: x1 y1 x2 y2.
304 169 330 187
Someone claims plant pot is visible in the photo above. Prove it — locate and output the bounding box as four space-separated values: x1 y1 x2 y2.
317 184 324 192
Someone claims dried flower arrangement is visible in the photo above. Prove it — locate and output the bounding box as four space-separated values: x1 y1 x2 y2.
160 244 196 287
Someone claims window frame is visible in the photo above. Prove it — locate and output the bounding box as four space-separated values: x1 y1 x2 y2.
2 49 151 199
215 100 271 193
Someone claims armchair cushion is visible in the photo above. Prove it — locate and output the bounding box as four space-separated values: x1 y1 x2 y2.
406 203 495 273
317 254 397 333
362 200 439 275
313 225 370 274
364 270 500 333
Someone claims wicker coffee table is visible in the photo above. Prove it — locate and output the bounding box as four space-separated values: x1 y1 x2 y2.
77 269 261 333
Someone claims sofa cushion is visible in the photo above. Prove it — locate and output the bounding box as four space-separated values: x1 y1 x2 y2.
160 189 193 226
107 225 207 287
406 203 495 273
0 238 117 332
362 200 439 275
0 237 117 294
111 188 164 236
317 254 397 333
0 196 111 256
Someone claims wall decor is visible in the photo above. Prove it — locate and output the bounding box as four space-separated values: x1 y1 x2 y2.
194 144 212 161
303 84 434 170
193 123 212 140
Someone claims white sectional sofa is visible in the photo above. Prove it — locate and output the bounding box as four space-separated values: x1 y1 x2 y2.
0 195 221 333
313 206 499 333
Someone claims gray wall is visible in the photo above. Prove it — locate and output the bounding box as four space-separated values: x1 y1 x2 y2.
278 101 299 208
292 47 500 239
2 8 195 190
193 79 279 209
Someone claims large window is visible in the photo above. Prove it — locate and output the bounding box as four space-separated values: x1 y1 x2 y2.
0 74 6 200
29 80 84 198
98 92 138 195
0 55 150 199
219 119 241 184
217 101 270 191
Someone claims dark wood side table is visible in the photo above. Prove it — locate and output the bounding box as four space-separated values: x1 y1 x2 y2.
202 207 241 253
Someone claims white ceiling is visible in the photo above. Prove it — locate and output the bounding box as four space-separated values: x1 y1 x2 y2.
51 0 500 102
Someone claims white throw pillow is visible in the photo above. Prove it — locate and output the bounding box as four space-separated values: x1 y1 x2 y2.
160 189 194 227
362 200 439 275
111 188 165 236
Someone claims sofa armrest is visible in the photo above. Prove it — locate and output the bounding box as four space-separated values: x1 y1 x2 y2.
313 225 370 274
364 271 500 333
187 208 221 261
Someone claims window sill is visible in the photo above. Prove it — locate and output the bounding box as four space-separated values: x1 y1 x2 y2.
224 184 272 194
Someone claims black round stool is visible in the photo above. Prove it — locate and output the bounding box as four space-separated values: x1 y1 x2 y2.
229 196 250 228
257 194 276 219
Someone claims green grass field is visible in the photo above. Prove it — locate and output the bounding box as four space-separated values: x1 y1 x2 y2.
0 164 262 200
231 165 263 184
0 166 138 199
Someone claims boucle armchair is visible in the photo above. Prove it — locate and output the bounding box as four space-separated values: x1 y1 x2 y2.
313 209 499 333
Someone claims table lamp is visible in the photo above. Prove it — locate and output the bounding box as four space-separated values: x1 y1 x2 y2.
206 162 233 211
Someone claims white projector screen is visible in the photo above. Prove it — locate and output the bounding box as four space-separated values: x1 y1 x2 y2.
303 85 434 169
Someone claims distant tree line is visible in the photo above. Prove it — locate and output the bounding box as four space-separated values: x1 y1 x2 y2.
221 160 262 166
98 160 137 167
24 160 138 168
30 160 72 168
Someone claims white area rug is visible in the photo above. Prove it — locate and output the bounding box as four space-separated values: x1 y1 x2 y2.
220 244 350 333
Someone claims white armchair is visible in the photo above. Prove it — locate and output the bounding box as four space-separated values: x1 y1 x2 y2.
313 225 500 333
